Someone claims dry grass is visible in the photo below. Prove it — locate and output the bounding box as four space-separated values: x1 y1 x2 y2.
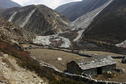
115 59 126 72
94 73 126 82
80 50 124 56
28 49 86 71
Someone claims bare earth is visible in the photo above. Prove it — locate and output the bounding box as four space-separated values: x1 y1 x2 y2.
28 49 86 71
0 53 47 84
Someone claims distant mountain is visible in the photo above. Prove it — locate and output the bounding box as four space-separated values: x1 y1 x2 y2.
1 5 70 36
0 8 4 14
55 0 109 21
0 0 20 9
82 0 126 45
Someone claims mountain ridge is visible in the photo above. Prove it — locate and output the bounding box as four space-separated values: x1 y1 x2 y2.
0 0 20 9
55 0 109 21
1 5 70 36
83 0 126 44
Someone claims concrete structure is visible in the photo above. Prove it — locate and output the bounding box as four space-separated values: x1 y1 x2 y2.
67 56 116 76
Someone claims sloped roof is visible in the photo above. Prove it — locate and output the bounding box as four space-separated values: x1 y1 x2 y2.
72 56 116 70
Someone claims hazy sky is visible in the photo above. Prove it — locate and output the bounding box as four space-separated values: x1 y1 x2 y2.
11 0 82 9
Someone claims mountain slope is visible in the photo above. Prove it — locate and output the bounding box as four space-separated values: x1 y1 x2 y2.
83 0 126 45
0 17 35 43
66 0 113 43
0 51 46 84
0 0 20 9
55 0 109 21
1 5 70 36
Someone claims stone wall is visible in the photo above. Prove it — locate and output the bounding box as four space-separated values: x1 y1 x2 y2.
67 61 83 74
40 63 126 84
67 60 116 76
36 59 125 84
102 64 116 73
83 68 97 76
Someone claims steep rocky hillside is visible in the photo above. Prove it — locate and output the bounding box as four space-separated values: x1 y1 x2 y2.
1 5 70 36
0 17 35 43
70 0 113 43
56 0 109 21
83 0 126 45
55 0 114 45
0 0 20 9
0 52 46 84
72 0 113 30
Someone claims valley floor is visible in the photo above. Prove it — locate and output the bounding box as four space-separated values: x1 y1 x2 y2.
27 49 86 71
27 48 126 82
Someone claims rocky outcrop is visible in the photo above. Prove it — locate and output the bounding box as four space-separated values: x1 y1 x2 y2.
0 52 47 84
33 35 71 48
55 0 110 21
0 17 35 43
0 0 20 9
116 40 126 49
1 5 70 36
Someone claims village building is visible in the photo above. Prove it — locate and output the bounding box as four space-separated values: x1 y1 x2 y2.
67 56 116 76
